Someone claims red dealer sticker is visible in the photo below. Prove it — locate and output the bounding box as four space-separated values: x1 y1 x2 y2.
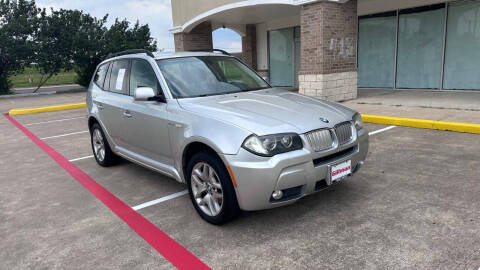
331 160 352 182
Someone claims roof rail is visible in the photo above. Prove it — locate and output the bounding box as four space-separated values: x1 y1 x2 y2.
105 49 154 60
189 49 231 56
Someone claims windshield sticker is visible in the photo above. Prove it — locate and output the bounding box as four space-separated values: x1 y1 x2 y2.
116 69 126 90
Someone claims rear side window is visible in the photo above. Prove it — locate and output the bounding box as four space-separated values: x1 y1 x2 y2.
93 63 110 89
106 60 130 94
130 59 160 96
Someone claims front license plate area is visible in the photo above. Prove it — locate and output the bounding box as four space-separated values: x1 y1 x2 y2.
331 160 352 183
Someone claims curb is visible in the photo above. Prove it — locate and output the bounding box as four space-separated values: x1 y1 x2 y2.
0 88 86 99
0 91 57 99
12 84 80 91
362 114 480 134
9 102 87 115
6 102 480 135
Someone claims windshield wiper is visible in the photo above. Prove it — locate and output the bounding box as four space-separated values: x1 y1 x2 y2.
182 87 270 99
245 86 270 92
186 93 222 98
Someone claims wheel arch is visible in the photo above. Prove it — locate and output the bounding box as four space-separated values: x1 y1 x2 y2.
181 141 227 181
87 116 116 150
88 116 99 133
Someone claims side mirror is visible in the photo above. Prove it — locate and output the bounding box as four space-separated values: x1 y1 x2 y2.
134 87 155 101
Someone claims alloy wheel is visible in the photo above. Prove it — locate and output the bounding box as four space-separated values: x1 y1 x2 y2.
92 129 105 162
191 162 224 216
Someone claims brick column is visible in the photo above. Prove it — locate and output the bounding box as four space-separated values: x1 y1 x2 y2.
174 21 213 52
241 24 257 70
299 0 358 101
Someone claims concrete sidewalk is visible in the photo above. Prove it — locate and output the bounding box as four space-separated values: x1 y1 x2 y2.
344 89 480 124
12 84 85 94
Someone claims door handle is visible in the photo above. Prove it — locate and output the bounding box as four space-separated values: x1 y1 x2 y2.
123 110 132 118
97 103 104 110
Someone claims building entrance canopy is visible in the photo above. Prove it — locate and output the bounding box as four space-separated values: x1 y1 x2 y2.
171 2 302 36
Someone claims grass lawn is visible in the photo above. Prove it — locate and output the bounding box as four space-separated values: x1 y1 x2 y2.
9 67 78 88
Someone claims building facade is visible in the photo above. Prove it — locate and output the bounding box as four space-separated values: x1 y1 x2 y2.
170 0 480 101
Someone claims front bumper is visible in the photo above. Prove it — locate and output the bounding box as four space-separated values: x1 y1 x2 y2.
223 128 369 211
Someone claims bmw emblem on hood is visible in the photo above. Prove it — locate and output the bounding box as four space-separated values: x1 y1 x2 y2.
319 117 329 123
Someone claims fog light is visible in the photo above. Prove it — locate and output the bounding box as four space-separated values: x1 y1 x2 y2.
272 190 283 200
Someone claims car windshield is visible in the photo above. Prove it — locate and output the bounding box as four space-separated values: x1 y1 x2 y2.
156 56 270 98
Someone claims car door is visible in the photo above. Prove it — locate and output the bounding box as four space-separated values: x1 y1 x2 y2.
121 59 173 166
95 59 131 149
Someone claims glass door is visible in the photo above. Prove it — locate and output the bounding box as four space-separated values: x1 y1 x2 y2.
396 5 445 89
358 12 397 88
269 28 294 87
443 1 480 90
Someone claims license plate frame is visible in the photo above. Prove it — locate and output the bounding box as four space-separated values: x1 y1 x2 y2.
330 160 352 183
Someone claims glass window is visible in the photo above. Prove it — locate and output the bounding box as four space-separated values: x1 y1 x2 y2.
358 12 397 88
157 56 269 98
93 63 110 89
269 28 294 87
130 60 160 96
443 1 480 90
396 6 445 89
106 60 129 94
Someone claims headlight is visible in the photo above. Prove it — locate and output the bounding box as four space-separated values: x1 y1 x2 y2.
353 113 363 130
242 133 303 157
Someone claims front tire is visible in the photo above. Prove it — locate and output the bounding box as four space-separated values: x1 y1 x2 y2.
186 151 240 225
90 123 118 167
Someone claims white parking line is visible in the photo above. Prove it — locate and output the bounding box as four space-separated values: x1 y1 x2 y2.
40 130 89 140
132 190 189 211
25 116 86 126
369 126 396 136
65 125 395 211
69 155 94 162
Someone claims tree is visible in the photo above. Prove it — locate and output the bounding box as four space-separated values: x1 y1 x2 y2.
73 18 157 87
103 19 157 54
0 0 40 94
70 12 108 87
33 9 79 92
0 0 158 92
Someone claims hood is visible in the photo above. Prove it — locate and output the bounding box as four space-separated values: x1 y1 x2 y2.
177 88 356 136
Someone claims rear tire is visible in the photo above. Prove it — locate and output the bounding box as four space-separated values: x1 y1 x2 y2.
186 151 240 225
90 123 118 167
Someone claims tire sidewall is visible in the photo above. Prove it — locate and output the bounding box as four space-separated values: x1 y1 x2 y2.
90 123 116 167
186 151 239 225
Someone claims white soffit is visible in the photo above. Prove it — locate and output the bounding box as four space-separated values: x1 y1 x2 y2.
170 0 350 34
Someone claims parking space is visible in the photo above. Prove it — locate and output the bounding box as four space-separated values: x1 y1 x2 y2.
75 160 187 207
1 108 479 269
11 108 87 125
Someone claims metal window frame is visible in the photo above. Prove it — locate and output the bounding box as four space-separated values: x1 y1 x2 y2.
358 0 479 91
393 9 399 89
440 2 449 90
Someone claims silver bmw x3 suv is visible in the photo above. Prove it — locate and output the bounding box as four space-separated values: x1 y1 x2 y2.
86 49 369 224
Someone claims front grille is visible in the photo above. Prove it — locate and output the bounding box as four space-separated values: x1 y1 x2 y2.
313 146 357 167
305 129 334 152
335 122 353 145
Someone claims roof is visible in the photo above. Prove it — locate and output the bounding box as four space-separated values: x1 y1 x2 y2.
99 51 233 66
153 51 232 60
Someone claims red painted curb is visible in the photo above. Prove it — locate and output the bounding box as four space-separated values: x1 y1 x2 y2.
5 114 210 270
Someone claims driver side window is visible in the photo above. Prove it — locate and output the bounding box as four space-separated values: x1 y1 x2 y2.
130 59 161 96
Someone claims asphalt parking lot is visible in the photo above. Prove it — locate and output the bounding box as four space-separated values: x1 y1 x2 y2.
1 105 479 269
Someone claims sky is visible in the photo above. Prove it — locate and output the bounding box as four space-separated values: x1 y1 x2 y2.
36 0 241 52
